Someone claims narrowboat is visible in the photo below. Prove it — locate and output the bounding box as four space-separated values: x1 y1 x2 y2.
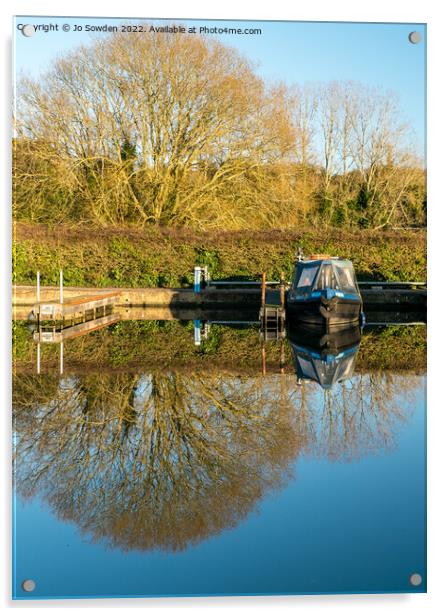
287 253 363 329
288 323 361 388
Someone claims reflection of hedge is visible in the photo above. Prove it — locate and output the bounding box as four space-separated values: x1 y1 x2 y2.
13 321 426 375
13 223 426 287
356 326 426 373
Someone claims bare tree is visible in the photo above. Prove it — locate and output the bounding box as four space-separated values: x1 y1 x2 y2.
14 37 425 230
16 29 295 227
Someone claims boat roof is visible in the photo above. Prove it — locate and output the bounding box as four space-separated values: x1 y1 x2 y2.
297 257 353 266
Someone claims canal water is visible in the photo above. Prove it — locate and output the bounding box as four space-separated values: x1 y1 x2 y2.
12 319 426 598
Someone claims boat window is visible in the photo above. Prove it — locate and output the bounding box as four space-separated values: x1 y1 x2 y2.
297 356 317 380
333 263 357 292
313 358 340 387
314 264 338 290
296 266 318 288
315 263 357 292
336 355 356 381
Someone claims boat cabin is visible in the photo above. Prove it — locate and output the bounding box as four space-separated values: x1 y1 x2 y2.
291 258 359 298
288 254 363 328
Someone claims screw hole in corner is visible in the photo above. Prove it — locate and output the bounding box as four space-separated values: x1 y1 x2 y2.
408 31 422 44
21 24 36 38
21 579 36 593
409 573 422 587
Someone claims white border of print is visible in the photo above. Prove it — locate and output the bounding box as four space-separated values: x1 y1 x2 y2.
1 0 443 614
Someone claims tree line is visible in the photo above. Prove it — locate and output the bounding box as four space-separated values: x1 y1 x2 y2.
13 29 426 230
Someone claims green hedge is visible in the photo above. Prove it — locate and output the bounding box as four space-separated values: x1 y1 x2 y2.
13 224 426 287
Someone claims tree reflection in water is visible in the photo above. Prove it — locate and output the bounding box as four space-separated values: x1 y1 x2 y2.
12 369 422 552
13 372 302 552
290 373 422 461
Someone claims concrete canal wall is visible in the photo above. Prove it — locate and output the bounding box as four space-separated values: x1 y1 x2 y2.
13 284 426 319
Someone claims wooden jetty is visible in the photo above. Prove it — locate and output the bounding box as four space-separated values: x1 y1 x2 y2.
28 272 122 375
26 270 122 323
33 291 121 321
33 314 121 344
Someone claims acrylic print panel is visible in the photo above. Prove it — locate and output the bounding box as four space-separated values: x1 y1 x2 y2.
12 16 427 599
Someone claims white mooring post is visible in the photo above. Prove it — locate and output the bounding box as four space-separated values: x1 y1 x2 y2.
36 271 40 304
59 270 64 304
194 267 201 293
36 342 41 375
194 320 201 346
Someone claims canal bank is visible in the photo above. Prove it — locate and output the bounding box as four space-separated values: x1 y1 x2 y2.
14 224 427 289
13 284 427 317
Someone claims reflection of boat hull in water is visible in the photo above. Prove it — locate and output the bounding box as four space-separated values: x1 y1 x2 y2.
287 256 363 329
288 323 361 388
287 293 362 327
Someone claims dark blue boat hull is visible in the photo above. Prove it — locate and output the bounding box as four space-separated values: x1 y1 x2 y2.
287 295 362 328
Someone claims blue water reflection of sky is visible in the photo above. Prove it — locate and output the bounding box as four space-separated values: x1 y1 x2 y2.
13 376 426 599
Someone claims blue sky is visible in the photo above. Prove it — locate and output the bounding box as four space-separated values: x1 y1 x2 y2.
13 17 426 152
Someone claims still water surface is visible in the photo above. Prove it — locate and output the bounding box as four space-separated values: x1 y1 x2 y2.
12 320 426 598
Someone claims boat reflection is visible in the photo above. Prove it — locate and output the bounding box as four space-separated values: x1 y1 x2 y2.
288 324 361 388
